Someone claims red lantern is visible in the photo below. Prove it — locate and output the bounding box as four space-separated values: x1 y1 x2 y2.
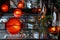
38 8 42 12
13 9 23 17
5 17 21 34
37 7 42 13
18 2 24 8
48 27 56 33
1 4 9 12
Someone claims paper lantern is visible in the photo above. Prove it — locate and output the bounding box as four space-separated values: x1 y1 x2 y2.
37 8 42 13
48 27 56 33
18 2 24 8
1 4 9 12
5 17 21 34
41 15 45 19
13 9 23 17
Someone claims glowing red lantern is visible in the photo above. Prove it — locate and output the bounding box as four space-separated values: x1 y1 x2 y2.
37 8 42 12
13 9 23 17
5 17 21 34
37 7 42 13
1 4 9 12
41 15 45 19
48 27 56 33
18 2 24 8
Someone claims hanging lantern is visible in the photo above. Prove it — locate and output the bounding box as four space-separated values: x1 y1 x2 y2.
5 17 21 34
37 8 42 13
18 2 24 8
41 15 45 19
13 9 23 17
1 4 9 12
37 6 42 13
48 26 56 33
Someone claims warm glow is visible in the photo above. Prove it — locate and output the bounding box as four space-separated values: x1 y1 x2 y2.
1 4 8 12
51 27 55 31
7 25 21 34
13 26 20 29
22 0 24 3
5 17 21 34
41 15 45 19
57 27 60 32
48 27 56 33
18 2 24 8
38 8 42 12
13 9 23 17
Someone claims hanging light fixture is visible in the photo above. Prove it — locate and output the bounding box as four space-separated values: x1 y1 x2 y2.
17 2 24 9
41 15 45 19
5 17 21 34
13 8 23 18
1 4 9 12
37 6 42 13
48 26 57 33
37 7 42 13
